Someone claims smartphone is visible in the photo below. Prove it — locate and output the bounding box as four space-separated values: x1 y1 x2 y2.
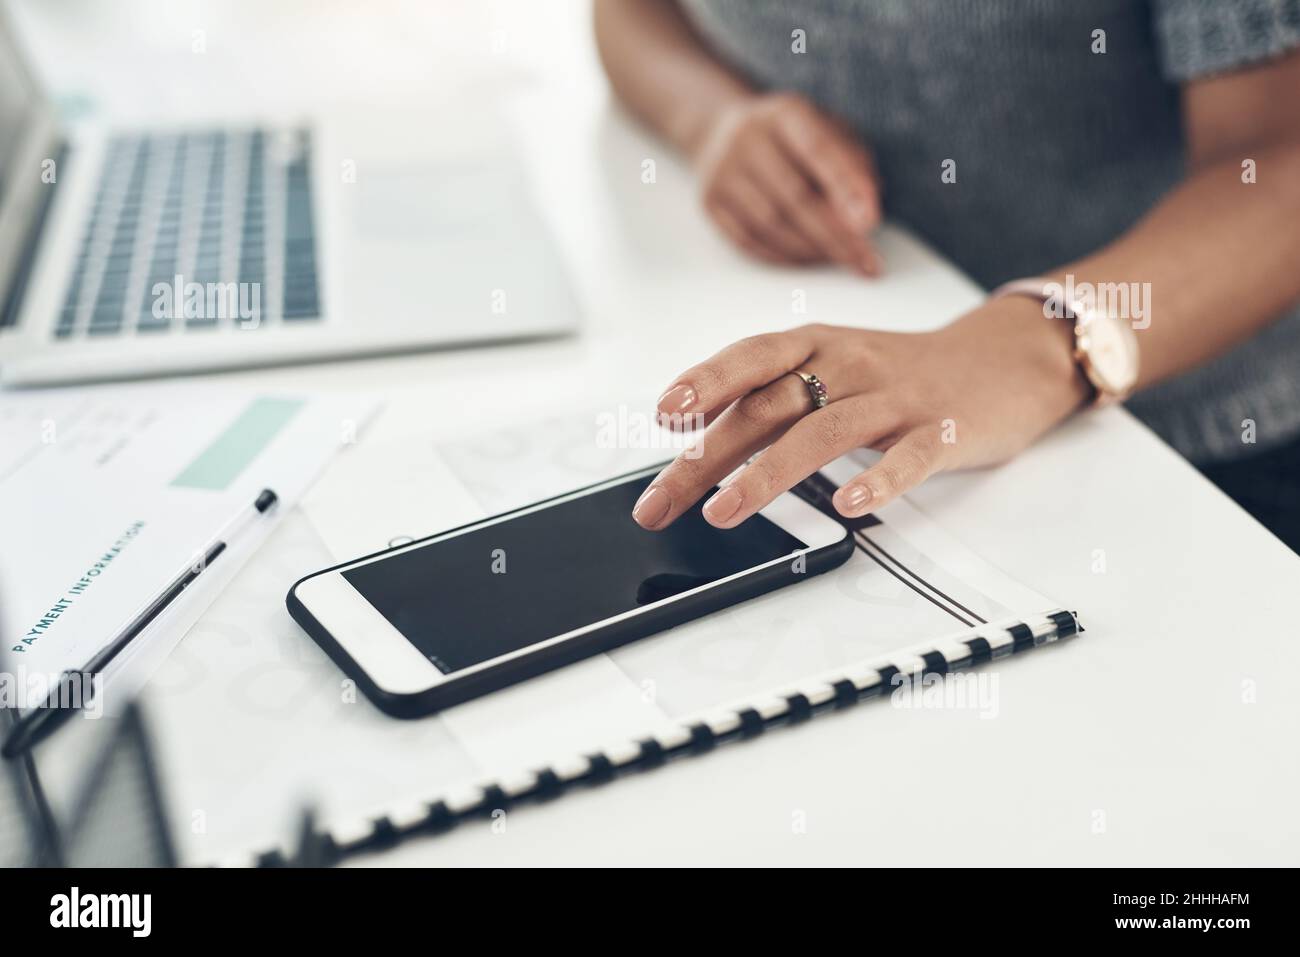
287 465 853 717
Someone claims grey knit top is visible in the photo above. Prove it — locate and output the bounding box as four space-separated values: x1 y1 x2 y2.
679 0 1300 463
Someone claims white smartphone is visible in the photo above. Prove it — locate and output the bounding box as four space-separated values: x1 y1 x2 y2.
287 465 853 716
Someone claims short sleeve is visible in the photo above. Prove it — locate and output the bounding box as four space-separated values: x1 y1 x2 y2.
1153 0 1300 81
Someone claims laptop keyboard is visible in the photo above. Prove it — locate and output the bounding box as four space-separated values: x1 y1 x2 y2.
55 128 321 338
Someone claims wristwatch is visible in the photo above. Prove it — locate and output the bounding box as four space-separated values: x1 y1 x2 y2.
990 277 1140 408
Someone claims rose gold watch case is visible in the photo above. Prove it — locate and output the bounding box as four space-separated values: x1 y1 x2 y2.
1073 313 1140 408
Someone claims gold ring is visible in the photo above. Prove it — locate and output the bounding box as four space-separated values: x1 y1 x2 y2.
791 371 828 410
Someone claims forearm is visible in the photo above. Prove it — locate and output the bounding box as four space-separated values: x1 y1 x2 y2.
593 0 753 157
1046 141 1300 391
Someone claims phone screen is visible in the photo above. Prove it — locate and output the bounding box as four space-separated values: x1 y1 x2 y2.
342 474 807 674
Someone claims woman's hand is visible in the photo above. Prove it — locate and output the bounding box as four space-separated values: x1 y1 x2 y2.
633 299 1093 530
693 93 884 275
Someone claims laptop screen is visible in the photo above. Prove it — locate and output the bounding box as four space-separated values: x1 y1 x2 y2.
0 15 40 202
0 10 54 321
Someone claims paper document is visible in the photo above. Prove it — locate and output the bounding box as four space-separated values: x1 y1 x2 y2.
0 383 377 709
144 406 1059 862
138 404 1065 863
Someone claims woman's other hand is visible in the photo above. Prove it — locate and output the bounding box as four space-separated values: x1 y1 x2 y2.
693 93 884 275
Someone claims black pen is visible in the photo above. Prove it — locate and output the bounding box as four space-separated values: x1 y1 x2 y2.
1 488 279 760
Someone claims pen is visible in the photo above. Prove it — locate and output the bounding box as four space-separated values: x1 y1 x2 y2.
1 488 279 760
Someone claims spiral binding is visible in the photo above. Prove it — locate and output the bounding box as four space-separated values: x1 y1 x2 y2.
232 609 1080 867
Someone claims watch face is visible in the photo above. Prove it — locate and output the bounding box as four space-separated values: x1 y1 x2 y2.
1080 314 1139 394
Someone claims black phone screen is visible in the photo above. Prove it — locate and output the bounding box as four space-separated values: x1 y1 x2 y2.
342 474 807 674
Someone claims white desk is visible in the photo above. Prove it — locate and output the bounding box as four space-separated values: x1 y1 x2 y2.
14 0 1300 866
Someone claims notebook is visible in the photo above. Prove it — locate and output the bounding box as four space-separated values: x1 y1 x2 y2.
129 407 1081 866
266 561 1077 867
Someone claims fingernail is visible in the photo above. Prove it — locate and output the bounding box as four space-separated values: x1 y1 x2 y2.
860 249 884 275
657 384 697 415
702 486 743 525
632 485 671 528
834 483 873 516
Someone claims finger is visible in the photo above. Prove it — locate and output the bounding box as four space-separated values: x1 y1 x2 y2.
635 375 811 530
701 395 887 528
742 139 854 266
744 137 880 274
772 106 882 235
719 177 823 263
656 327 818 417
831 429 944 518
706 201 793 265
769 106 884 272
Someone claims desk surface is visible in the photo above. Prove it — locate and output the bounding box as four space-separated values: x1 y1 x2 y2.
14 0 1300 865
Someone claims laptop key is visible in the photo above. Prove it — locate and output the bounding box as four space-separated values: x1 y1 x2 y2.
60 125 319 339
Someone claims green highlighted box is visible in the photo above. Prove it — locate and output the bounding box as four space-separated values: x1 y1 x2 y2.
171 397 304 490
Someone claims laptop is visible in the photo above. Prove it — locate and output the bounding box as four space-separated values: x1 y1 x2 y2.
0 13 578 386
